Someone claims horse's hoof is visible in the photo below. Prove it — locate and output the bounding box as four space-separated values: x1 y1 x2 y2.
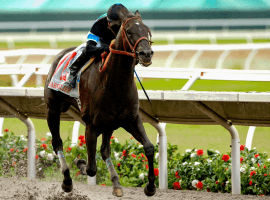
112 186 123 197
74 158 87 169
144 183 156 196
61 179 73 193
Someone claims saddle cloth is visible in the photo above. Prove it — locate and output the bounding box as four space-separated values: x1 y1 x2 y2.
48 43 86 98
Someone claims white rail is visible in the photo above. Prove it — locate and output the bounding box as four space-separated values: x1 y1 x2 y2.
1 43 270 70
1 30 270 49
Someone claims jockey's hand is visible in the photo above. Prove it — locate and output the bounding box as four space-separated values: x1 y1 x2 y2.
103 46 110 53
102 45 110 53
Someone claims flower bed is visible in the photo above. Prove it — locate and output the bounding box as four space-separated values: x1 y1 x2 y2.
0 129 269 196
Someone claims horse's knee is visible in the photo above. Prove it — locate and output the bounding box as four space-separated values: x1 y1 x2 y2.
86 165 97 177
144 143 154 158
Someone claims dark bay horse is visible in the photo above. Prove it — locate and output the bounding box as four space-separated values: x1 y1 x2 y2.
44 9 155 197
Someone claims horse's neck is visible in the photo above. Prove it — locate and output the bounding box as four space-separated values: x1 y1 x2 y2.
105 38 135 92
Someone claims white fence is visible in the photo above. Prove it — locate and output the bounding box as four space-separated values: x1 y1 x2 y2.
1 30 270 49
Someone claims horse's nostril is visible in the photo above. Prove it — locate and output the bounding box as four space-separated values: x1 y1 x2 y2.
139 51 146 56
139 50 153 57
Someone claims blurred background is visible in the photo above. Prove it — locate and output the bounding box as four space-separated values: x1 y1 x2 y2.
1 0 270 154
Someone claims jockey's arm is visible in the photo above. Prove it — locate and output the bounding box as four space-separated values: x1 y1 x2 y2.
83 40 110 58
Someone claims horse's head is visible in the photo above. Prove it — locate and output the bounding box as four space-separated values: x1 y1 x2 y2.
117 10 154 67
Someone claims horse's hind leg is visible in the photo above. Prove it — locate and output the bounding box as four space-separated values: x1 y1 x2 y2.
47 105 73 192
123 115 156 196
74 123 98 177
101 132 123 197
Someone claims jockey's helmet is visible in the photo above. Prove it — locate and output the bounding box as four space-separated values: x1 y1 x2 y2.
107 3 126 22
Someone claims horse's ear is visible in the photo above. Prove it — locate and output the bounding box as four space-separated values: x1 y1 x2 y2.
118 12 127 23
135 10 141 18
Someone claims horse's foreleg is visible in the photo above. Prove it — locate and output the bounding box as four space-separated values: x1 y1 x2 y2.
123 115 156 196
47 107 73 193
101 132 123 197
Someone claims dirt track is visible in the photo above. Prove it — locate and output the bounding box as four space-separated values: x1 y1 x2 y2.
1 177 270 200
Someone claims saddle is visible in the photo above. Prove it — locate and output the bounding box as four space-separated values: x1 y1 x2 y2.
48 46 109 99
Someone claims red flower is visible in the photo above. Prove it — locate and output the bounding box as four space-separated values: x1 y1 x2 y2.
66 147 72 153
264 165 266 169
145 164 149 169
264 174 267 177
222 154 230 162
240 157 243 163
240 145 245 151
23 147 28 153
81 138 86 144
173 182 181 190
12 162 16 167
122 150 127 157
250 171 256 176
206 188 211 192
101 184 106 186
257 163 260 167
196 181 203 190
255 154 259 158
16 150 19 153
138 156 141 159
215 181 219 184
117 163 121 167
141 153 145 158
40 143 47 150
175 171 180 179
35 155 39 160
78 135 84 140
79 142 83 146
10 148 14 152
131 154 136 158
40 138 46 142
249 180 252 185
130 137 133 139
154 168 159 176
111 136 114 139
197 149 203 156
4 129 9 132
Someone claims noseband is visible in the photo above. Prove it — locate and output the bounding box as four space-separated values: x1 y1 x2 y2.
109 17 152 58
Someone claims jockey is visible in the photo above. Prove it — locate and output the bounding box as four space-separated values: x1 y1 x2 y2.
64 3 125 88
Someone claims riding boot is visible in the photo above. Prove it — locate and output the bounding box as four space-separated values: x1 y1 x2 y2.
65 53 88 88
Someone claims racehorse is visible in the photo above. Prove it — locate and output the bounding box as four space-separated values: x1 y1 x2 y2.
44 8 155 197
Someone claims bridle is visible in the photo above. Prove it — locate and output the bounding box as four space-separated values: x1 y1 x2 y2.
100 17 152 72
109 17 153 58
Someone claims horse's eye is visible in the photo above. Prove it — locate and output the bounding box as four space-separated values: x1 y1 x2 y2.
126 30 132 35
